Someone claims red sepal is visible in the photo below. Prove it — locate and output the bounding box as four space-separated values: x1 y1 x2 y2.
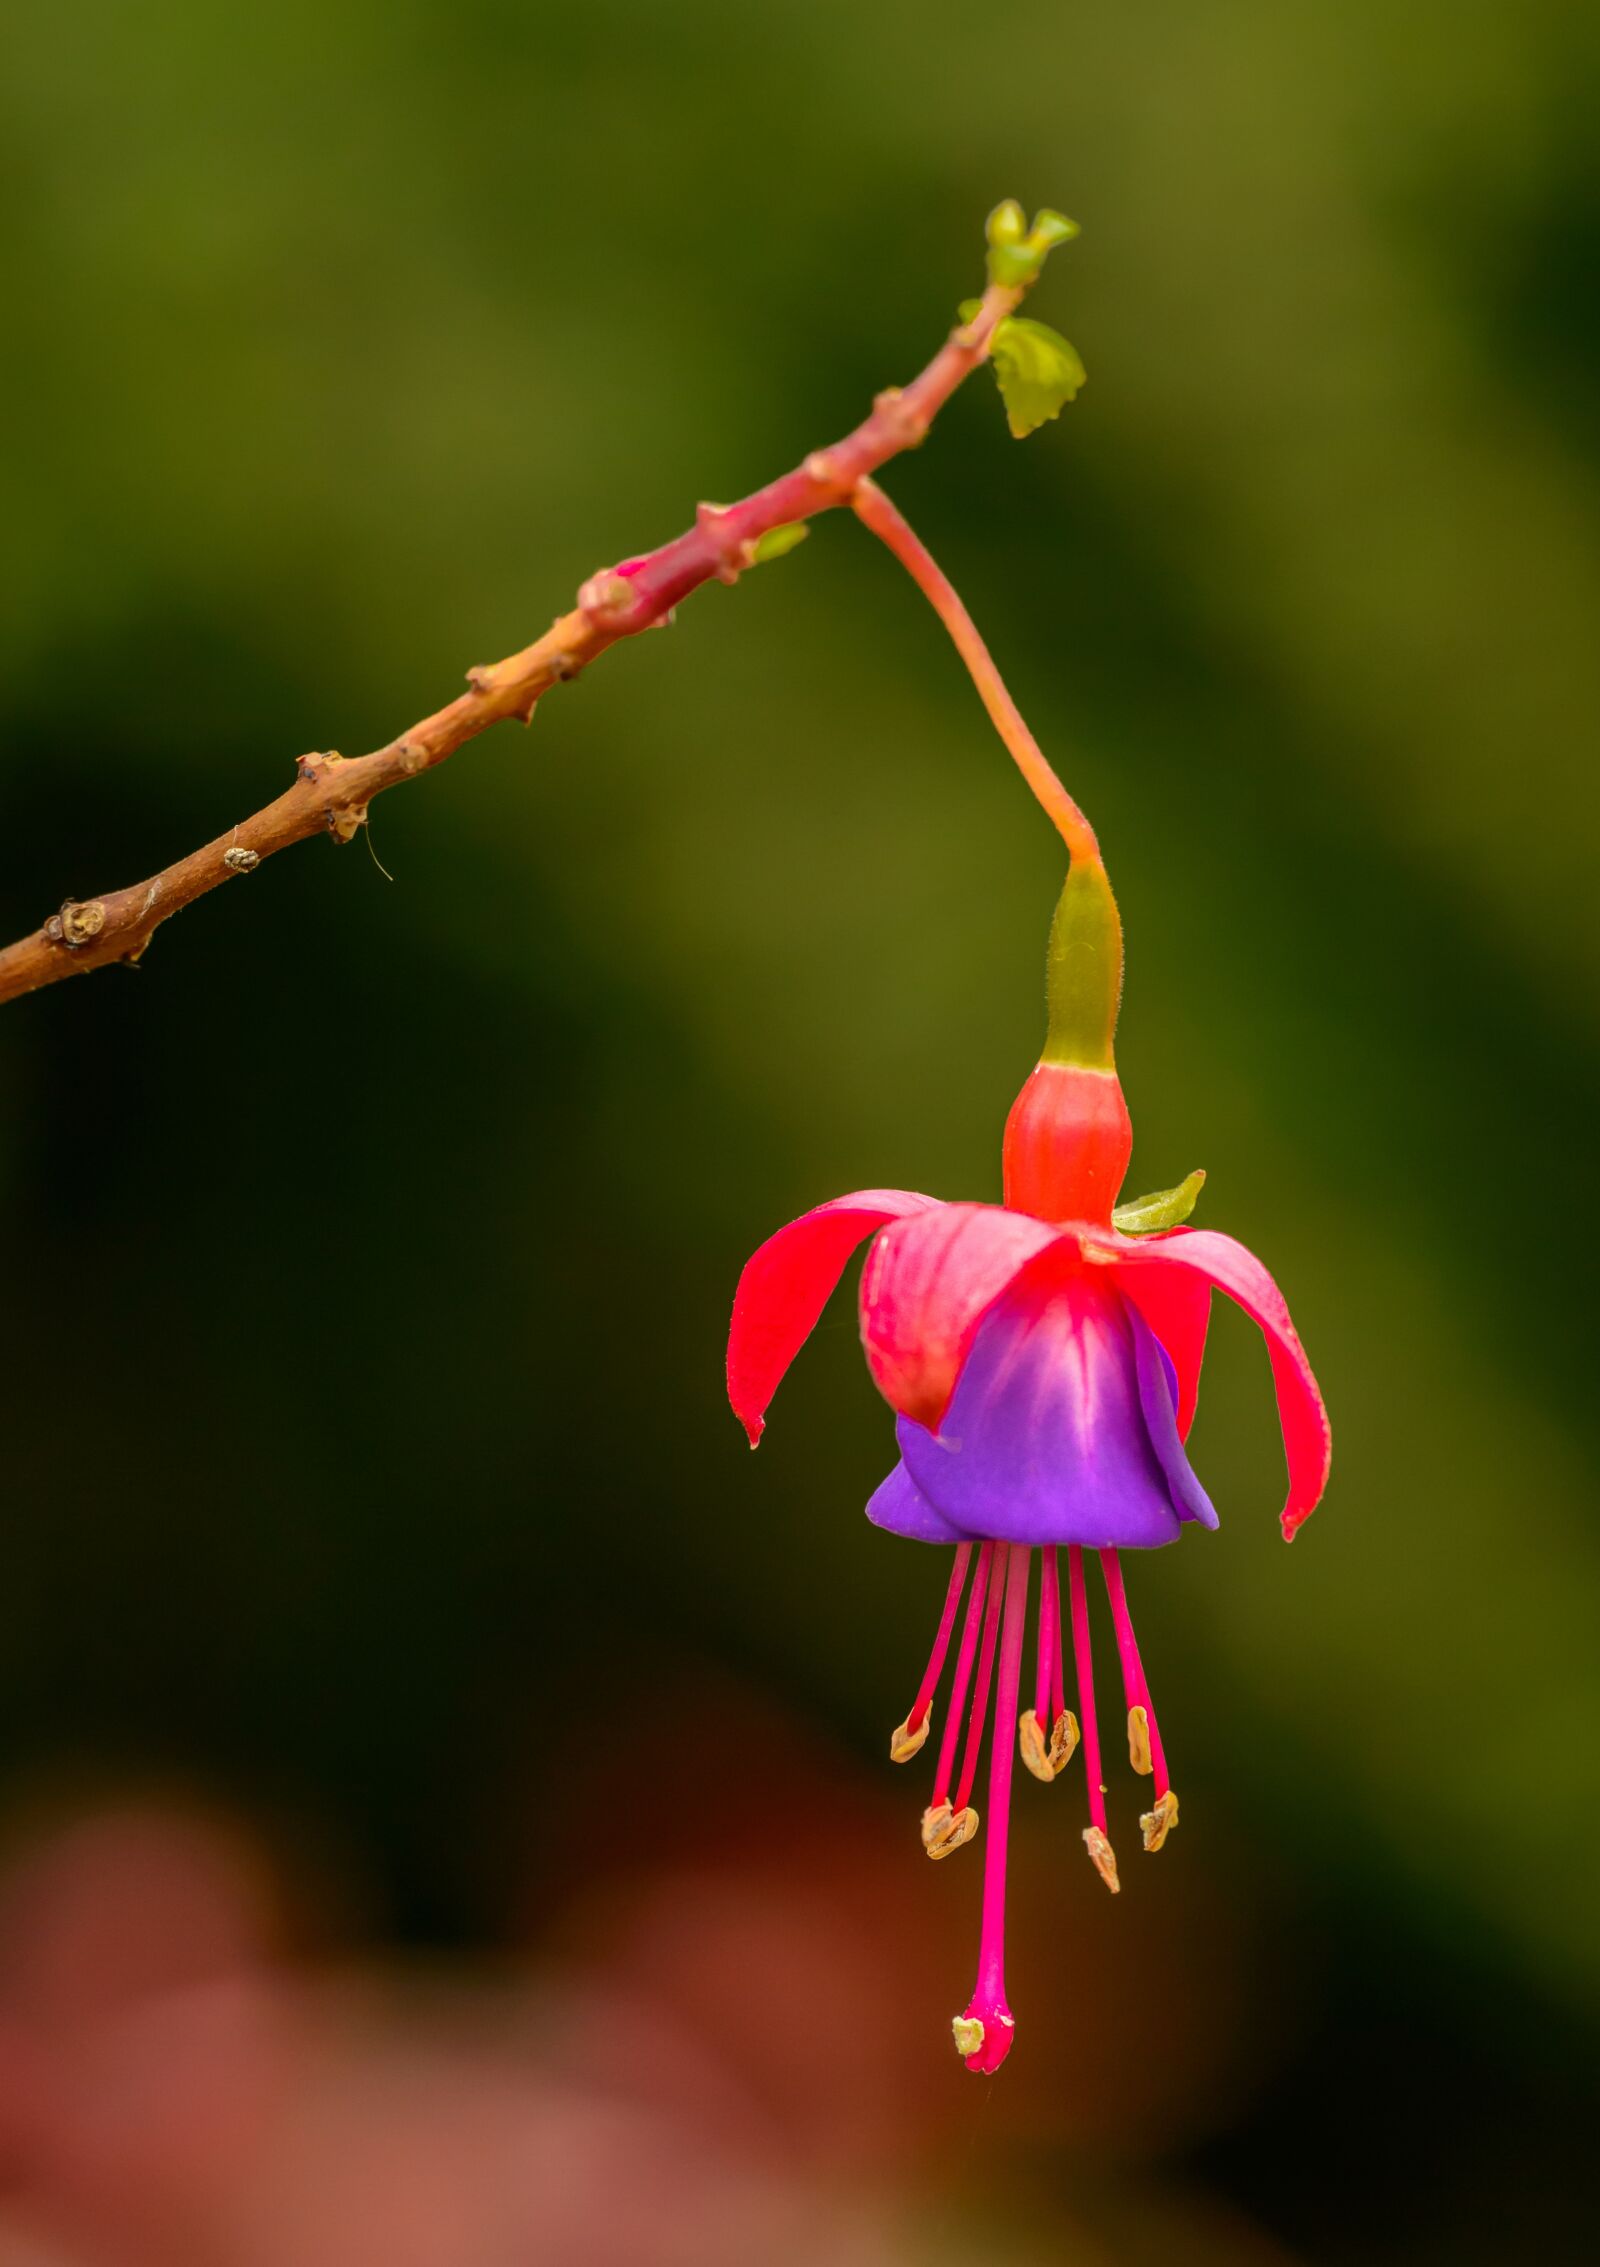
728 1190 939 1445
1109 1227 1330 1538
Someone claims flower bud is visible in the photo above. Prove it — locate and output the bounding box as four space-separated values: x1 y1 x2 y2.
1002 858 1132 1224
986 200 1027 249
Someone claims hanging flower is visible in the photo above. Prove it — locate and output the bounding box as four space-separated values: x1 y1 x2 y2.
726 484 1329 2074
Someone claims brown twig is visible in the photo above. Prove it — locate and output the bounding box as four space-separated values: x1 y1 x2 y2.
0 278 1028 1007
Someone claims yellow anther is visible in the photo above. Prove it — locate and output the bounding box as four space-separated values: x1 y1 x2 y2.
1140 1788 1180 1853
1127 1705 1153 1776
1018 1708 1053 1782
951 2015 985 2059
921 1801 979 1860
1083 1825 1121 1894
1019 1707 1081 1780
890 1714 929 1763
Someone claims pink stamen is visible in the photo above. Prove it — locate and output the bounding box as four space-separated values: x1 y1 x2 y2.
906 1543 973 1736
1100 1547 1170 1797
1035 1543 1064 1729
1066 1545 1108 1835
1050 1560 1067 1727
953 1538 1008 1813
932 1541 993 1806
956 1542 1031 2073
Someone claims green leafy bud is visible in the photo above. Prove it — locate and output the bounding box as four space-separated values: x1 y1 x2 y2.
1112 1170 1208 1235
984 204 1081 287
749 521 810 565
986 199 1027 249
958 305 1086 438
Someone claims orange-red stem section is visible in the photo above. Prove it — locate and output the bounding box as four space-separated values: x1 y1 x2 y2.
850 477 1100 867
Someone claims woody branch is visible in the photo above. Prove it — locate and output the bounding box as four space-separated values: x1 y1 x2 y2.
0 276 1033 1008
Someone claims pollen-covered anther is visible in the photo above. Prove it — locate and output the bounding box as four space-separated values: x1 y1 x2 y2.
890 1713 929 1763
1082 1825 1121 1894
951 2016 985 2059
921 1801 979 1860
1140 1788 1180 1853
1127 1704 1153 1776
1019 1708 1076 1782
1018 1708 1053 1782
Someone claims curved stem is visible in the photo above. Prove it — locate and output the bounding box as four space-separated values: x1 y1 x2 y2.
850 477 1100 866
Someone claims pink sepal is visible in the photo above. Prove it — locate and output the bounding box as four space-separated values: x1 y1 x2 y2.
1110 1227 1330 1538
727 1189 940 1445
860 1203 1064 1430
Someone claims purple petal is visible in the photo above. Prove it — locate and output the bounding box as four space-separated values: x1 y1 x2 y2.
865 1460 971 1544
897 1259 1185 1550
1129 1302 1219 1529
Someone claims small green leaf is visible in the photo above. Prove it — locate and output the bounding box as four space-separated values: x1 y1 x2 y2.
749 521 809 565
959 306 1087 438
1028 209 1080 252
1112 1169 1206 1236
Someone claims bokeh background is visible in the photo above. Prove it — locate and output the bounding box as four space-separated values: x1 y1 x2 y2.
3 3 1598 2260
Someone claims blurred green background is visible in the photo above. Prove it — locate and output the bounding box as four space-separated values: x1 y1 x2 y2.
3 2 1599 2260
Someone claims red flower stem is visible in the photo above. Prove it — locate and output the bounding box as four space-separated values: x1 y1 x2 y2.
1099 1546 1170 1798
849 476 1101 868
954 1541 1008 1812
932 1541 994 1807
1034 1540 1062 1729
1066 1544 1108 1835
970 1543 1030 2013
0 278 1033 1005
905 1543 973 1734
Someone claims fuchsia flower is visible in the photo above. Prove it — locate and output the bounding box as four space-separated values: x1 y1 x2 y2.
726 484 1329 2074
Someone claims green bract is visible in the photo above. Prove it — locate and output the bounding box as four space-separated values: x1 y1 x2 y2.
1112 1170 1208 1236
960 303 1087 439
